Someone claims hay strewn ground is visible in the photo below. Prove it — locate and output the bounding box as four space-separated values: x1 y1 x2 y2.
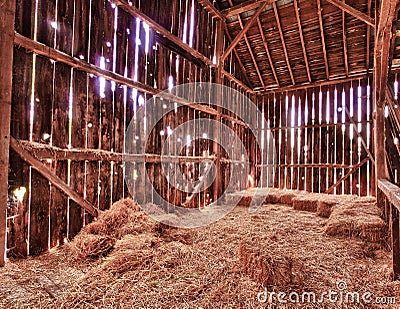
0 195 399 308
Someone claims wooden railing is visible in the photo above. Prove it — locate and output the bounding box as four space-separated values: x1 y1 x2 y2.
378 179 400 280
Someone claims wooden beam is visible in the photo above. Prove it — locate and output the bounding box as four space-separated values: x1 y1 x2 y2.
374 0 399 185
113 0 214 67
273 2 295 85
224 27 253 88
342 0 349 76
325 157 369 193
317 0 330 80
10 138 99 217
222 0 275 18
256 71 370 93
378 179 400 212
0 0 17 266
14 33 250 127
12 139 217 163
293 0 311 82
257 18 279 87
225 0 265 88
197 0 225 20
221 2 268 61
222 69 254 94
325 0 375 27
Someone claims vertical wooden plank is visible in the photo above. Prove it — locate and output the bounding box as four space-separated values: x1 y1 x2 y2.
328 84 336 191
312 87 320 193
56 0 74 55
292 92 299 190
286 92 293 190
335 83 344 195
29 55 53 256
279 93 287 189
10 47 32 257
320 86 328 193
351 80 360 195
360 79 369 196
305 88 313 193
0 0 17 264
49 161 67 248
69 69 87 238
343 82 351 195
298 89 306 191
50 62 70 248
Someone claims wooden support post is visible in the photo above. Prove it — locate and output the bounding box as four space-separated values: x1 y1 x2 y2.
392 205 400 280
0 0 17 266
214 19 225 203
374 0 399 189
197 0 225 20
10 138 99 217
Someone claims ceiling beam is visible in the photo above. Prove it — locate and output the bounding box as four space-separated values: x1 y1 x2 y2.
317 0 330 80
222 0 276 18
197 0 225 20
342 0 349 76
325 0 375 27
257 18 280 87
221 2 268 61
224 27 253 88
273 2 295 85
293 0 311 82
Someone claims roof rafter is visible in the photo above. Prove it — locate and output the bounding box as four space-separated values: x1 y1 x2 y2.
257 18 280 87
293 0 311 82
227 0 266 89
222 0 276 18
325 0 375 27
273 2 295 85
316 0 330 80
197 0 225 20
224 27 253 88
221 2 267 61
342 0 349 76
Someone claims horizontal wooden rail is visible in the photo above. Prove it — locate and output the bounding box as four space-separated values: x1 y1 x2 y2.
255 163 364 169
10 137 99 217
14 140 217 163
378 179 400 212
14 33 249 128
378 179 400 280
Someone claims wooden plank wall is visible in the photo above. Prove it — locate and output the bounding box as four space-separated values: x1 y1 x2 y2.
7 0 252 257
257 79 374 196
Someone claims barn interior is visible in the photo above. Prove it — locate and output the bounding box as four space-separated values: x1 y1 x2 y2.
1 0 400 307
